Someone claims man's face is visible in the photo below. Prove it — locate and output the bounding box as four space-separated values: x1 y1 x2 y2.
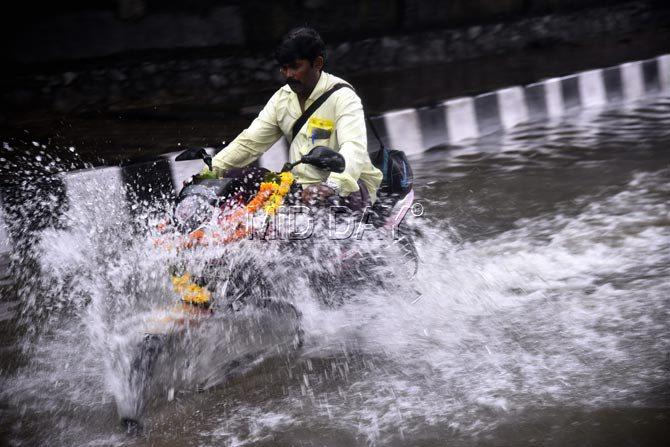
280 56 323 96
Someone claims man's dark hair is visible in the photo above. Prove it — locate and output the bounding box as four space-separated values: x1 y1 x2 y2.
275 27 326 66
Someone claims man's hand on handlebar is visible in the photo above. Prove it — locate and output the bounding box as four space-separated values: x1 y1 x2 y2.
197 167 220 179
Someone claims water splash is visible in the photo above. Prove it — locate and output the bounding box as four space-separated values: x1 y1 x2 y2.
1 143 409 444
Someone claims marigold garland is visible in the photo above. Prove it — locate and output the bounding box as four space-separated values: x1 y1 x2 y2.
171 272 211 305
221 171 293 226
263 171 293 215
153 171 294 249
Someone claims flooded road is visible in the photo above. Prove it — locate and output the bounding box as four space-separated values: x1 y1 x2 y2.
1 94 669 446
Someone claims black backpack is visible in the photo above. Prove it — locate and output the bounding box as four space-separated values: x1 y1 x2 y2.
369 146 413 196
367 118 413 197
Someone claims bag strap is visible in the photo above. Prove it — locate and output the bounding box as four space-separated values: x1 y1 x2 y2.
291 83 352 141
366 116 386 152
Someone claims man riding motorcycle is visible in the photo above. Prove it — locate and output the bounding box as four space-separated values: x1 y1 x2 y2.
115 28 417 433
203 27 383 212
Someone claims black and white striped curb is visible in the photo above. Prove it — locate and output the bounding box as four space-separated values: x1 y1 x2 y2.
366 53 670 157
1 53 669 258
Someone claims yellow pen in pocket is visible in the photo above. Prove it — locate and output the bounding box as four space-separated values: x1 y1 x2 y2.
307 117 334 143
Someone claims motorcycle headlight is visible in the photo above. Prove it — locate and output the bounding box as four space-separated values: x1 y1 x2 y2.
174 195 214 232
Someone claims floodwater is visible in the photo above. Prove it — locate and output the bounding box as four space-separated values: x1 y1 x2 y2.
1 94 669 446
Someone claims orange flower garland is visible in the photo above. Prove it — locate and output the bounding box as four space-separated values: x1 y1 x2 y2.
152 171 294 249
171 272 211 305
263 171 294 215
184 171 294 246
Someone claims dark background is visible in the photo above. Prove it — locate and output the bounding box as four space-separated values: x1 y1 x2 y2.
1 0 658 58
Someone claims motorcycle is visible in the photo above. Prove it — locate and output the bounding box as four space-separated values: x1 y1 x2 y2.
115 145 417 432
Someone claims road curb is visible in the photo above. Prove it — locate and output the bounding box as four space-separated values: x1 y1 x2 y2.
366 53 670 158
